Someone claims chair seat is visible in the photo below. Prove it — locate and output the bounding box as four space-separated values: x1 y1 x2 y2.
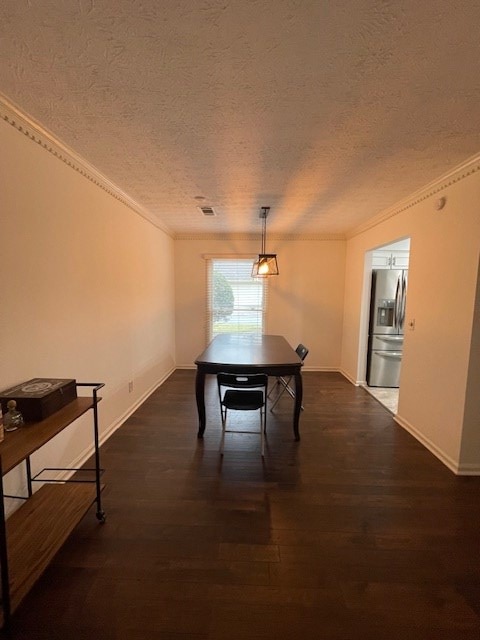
217 372 268 457
222 389 264 411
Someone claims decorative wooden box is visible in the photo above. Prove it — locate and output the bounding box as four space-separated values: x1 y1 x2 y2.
0 378 77 422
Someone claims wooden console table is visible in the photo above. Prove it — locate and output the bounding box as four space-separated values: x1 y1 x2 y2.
0 382 105 629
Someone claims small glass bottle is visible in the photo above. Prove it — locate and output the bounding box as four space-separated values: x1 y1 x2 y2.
4 400 24 431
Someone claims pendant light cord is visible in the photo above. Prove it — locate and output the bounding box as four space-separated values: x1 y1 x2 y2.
260 206 269 254
262 213 266 254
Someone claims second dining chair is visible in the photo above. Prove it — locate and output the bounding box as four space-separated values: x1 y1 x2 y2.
268 343 309 412
217 372 268 457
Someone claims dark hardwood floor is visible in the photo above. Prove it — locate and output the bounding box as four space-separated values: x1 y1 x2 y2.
4 370 480 639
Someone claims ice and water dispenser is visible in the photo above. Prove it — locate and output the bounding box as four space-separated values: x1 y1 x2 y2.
376 299 395 329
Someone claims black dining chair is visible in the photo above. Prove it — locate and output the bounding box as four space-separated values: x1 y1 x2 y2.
217 373 268 457
268 343 309 412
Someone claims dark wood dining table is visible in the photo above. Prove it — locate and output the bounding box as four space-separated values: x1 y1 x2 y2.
194 333 304 440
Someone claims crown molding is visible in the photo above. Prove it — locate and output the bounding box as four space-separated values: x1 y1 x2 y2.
347 152 480 239
174 232 345 241
0 93 173 237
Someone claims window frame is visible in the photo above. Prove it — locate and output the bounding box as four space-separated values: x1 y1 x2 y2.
205 255 268 343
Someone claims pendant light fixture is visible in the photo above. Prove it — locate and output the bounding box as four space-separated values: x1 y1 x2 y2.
251 206 279 277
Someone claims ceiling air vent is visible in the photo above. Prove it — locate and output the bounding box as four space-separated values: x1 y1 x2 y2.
199 206 216 216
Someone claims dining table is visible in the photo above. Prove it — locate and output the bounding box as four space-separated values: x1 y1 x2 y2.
194 333 304 440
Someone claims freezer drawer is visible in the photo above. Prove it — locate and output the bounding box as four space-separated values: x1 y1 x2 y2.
370 335 404 351
367 350 402 387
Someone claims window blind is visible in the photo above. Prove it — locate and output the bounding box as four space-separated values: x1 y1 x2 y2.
206 258 267 341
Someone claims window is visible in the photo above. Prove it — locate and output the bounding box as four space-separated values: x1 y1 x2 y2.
206 258 267 340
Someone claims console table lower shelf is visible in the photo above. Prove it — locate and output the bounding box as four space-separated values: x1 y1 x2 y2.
1 482 103 626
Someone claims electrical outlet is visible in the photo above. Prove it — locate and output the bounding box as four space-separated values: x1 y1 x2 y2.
128 380 134 393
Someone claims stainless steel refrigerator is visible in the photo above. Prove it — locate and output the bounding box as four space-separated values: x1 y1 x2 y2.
366 269 407 387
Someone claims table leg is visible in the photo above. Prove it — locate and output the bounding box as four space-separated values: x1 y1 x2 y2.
293 371 303 441
195 368 206 438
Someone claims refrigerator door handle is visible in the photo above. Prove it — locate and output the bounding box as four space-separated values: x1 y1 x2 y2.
399 272 407 329
393 276 401 330
377 351 403 358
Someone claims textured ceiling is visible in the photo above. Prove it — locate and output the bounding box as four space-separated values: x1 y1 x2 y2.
1 1 480 236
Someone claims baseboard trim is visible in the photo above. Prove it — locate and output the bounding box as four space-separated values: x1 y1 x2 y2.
393 413 480 476
176 364 340 373
56 367 176 481
338 372 480 476
46 366 480 481
455 462 480 475
99 366 176 445
338 369 359 385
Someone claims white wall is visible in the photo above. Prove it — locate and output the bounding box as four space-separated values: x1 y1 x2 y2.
341 163 480 473
0 118 176 511
175 236 346 369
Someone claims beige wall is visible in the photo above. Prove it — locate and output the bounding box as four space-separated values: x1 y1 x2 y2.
0 118 176 510
341 167 480 473
174 237 346 369
3 103 478 481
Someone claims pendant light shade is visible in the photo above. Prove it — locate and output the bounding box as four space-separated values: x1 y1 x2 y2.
251 254 279 277
251 207 279 277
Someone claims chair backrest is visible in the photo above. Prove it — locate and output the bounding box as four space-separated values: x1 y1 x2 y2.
217 372 268 390
295 344 309 362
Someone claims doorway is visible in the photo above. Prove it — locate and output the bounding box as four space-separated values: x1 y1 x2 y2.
361 237 410 414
